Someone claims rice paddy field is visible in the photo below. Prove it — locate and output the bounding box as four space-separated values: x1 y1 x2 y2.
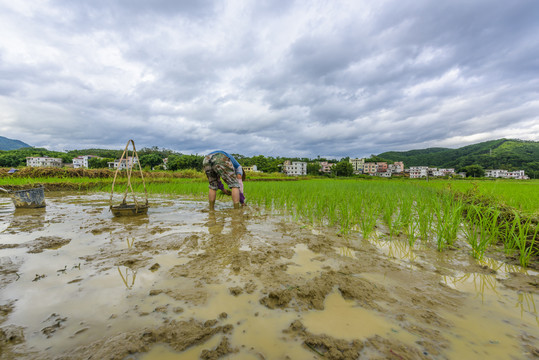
0 175 538 359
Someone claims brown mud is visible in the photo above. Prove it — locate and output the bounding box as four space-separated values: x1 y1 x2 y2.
0 192 537 359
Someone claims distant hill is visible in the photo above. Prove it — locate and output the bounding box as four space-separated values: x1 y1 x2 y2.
0 136 31 150
378 139 539 178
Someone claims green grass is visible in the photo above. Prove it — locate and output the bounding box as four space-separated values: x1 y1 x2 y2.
418 179 539 215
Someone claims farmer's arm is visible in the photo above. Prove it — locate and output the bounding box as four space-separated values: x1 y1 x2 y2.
217 180 232 195
236 174 245 205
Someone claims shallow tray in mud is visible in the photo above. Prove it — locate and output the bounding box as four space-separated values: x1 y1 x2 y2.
110 204 149 217
10 186 46 208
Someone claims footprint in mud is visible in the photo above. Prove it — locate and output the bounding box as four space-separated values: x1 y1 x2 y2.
41 313 68 338
27 236 71 253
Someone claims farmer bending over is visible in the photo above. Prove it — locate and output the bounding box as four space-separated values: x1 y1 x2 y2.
203 151 245 210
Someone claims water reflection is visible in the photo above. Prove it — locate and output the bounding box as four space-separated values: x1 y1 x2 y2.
205 209 248 238
517 293 538 325
111 214 149 227
5 207 47 233
369 237 418 263
125 237 135 249
442 272 538 324
118 266 137 289
336 246 356 259
442 272 500 303
477 257 538 276
204 209 249 266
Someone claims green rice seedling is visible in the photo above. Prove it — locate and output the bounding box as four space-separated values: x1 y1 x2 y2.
338 201 352 234
511 211 538 267
357 198 378 239
484 207 501 246
416 198 433 243
500 216 518 254
381 195 398 237
396 196 413 233
436 195 463 250
462 204 495 260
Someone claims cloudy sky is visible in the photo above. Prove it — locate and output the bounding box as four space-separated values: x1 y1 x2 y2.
1 0 538 158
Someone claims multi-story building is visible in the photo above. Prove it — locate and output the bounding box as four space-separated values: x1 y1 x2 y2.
376 162 388 172
363 162 377 175
507 170 527 179
349 158 365 174
485 169 508 178
26 156 63 168
438 168 455 177
485 169 528 179
410 167 456 178
73 155 99 169
388 162 404 173
319 161 334 174
409 166 429 178
108 156 139 170
282 161 307 176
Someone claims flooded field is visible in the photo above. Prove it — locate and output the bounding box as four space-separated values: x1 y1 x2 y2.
0 192 538 359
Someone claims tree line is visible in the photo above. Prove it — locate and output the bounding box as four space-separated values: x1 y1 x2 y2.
1 146 535 178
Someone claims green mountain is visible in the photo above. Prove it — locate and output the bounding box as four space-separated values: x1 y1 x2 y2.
378 139 539 178
0 136 31 150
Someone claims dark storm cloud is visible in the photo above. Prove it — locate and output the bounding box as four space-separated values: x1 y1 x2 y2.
0 0 538 157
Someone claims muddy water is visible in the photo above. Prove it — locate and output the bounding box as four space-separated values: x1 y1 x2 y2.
0 192 537 359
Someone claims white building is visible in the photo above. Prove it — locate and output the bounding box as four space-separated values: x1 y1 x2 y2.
409 166 456 178
73 155 99 169
438 168 455 176
485 169 528 179
409 166 429 178
376 171 392 178
26 156 63 168
388 162 404 174
282 161 307 176
507 170 528 179
485 169 508 178
108 156 139 170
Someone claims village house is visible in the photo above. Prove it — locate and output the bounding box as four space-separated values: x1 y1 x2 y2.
376 170 392 178
26 156 63 168
507 170 528 179
349 158 365 174
319 161 334 174
363 162 377 175
409 167 458 178
376 162 388 172
431 168 456 177
72 155 99 169
282 160 307 176
388 162 404 173
409 166 429 178
108 156 138 170
242 165 260 172
486 169 528 179
364 162 388 175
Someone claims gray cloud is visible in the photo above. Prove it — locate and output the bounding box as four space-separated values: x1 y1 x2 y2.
0 0 538 158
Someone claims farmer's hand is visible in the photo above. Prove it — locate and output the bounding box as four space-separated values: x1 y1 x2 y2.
222 189 232 196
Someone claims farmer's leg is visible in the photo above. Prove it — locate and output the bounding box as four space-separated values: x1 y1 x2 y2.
231 187 240 208
203 154 220 210
208 188 217 210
